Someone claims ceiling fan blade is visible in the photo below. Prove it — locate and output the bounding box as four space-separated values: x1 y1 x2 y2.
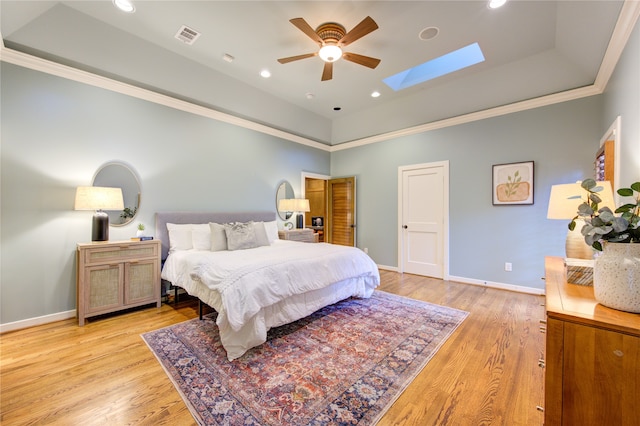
321 62 333 81
277 52 317 64
342 52 381 69
289 18 323 45
339 16 378 46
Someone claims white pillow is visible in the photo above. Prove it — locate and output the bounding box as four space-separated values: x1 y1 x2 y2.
253 221 270 247
263 220 278 244
166 223 193 252
224 222 258 251
191 224 211 251
209 222 228 251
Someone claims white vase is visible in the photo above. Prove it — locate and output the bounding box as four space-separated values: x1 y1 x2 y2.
593 243 640 313
136 230 144 237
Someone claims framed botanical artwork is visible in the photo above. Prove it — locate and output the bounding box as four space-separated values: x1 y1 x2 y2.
492 161 534 205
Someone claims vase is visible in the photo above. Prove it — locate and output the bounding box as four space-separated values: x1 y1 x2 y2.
593 243 640 313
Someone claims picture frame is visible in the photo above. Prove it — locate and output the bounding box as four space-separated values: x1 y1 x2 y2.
311 216 324 227
492 161 534 205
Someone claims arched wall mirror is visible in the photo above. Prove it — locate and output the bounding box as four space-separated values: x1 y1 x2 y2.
276 180 294 221
92 161 141 226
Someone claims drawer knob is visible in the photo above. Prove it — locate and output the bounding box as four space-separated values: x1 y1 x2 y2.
538 358 545 368
536 406 544 412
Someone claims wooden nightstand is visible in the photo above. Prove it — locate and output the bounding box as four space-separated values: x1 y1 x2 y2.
278 229 319 243
76 239 161 326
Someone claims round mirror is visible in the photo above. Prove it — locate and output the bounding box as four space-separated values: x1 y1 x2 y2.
92 161 141 226
276 180 294 221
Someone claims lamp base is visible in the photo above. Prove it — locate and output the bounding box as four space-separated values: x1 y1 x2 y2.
92 211 109 241
296 213 304 229
566 220 592 259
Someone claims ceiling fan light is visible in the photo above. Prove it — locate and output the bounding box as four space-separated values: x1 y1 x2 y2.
319 45 343 63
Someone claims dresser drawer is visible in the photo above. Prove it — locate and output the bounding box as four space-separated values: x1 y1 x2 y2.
81 242 159 264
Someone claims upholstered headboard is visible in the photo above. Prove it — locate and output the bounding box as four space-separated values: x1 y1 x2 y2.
155 211 276 260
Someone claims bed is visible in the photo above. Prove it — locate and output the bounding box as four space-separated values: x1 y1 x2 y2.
155 211 380 360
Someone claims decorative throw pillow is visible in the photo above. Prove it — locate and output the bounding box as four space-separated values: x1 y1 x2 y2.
224 221 258 251
209 222 228 251
191 224 211 250
253 221 270 247
166 223 193 252
263 220 279 244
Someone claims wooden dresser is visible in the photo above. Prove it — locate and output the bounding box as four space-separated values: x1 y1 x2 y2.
543 256 640 425
77 240 161 326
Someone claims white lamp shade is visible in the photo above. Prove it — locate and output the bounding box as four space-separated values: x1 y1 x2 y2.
74 186 125 211
547 181 615 220
291 198 310 212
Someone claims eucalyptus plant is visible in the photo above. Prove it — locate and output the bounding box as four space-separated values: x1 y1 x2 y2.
568 179 640 251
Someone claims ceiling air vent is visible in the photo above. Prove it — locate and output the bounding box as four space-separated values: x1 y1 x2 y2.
175 25 201 45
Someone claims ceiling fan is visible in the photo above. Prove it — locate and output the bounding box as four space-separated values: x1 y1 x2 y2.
277 16 381 81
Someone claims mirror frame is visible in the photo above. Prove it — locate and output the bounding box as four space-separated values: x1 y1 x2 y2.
276 180 294 221
92 161 141 227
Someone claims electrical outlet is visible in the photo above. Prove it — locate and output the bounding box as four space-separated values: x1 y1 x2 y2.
505 262 512 271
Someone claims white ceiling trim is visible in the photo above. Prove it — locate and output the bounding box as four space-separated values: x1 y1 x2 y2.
2 0 638 155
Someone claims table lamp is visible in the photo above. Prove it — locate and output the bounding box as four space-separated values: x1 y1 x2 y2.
547 181 615 259
75 186 125 241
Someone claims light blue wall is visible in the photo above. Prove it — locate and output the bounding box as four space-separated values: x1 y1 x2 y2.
602 19 640 188
0 63 330 324
331 98 601 290
1 17 637 325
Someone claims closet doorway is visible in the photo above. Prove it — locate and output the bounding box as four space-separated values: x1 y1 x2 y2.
303 173 356 247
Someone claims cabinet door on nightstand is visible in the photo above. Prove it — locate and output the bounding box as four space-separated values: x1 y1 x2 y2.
562 322 640 425
124 260 158 305
84 264 123 314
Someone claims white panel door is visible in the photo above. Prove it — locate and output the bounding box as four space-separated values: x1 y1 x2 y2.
400 163 447 278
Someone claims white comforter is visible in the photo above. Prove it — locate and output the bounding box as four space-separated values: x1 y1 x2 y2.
162 240 380 360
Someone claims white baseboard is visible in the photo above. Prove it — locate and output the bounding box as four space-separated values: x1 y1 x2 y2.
447 275 545 295
377 264 398 272
0 310 76 334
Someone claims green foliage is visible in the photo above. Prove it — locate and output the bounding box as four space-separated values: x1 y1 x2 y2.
503 170 522 198
137 223 145 231
568 179 640 251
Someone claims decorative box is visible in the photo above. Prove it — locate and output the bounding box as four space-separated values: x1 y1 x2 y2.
565 258 594 286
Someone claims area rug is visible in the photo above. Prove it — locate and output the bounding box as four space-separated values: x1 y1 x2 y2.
142 290 468 425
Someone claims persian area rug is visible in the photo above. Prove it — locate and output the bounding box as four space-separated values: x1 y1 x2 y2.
142 290 468 426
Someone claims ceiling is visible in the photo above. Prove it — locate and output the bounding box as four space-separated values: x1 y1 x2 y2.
0 1 631 146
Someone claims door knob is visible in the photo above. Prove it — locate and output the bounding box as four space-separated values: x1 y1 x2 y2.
403 225 408 229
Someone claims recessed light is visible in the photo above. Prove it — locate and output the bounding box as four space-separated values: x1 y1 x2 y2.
371 91 381 98
306 93 315 100
222 53 234 63
260 69 271 78
419 27 439 41
488 0 507 9
113 0 135 13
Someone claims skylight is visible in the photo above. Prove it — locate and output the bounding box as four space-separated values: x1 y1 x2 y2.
383 42 485 91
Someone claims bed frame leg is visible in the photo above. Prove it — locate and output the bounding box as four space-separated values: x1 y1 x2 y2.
199 300 203 320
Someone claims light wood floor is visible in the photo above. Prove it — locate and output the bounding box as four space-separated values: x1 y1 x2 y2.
1 271 546 425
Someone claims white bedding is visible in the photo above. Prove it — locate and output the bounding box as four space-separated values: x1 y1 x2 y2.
162 240 380 360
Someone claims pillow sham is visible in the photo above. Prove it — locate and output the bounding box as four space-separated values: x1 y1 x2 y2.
253 221 270 247
209 222 228 251
263 220 278 244
166 223 193 252
224 221 258 251
191 224 211 250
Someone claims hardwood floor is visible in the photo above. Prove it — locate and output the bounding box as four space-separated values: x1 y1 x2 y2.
1 271 546 425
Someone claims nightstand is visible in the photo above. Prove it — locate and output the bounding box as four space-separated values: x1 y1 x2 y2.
278 228 319 243
76 239 161 326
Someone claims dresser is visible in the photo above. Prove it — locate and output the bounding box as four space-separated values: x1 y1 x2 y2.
543 256 640 425
278 228 319 243
77 240 161 326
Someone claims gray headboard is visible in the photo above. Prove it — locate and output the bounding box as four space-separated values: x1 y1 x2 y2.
155 211 276 261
